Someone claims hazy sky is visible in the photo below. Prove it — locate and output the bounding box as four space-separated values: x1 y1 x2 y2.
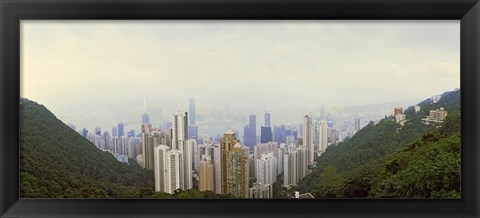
20 20 460 133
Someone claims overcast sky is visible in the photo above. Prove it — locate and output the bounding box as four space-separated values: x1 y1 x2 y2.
20 20 460 132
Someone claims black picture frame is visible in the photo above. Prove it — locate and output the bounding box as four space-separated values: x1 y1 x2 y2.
1 0 479 217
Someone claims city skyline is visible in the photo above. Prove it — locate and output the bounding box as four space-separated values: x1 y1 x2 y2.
21 21 459 135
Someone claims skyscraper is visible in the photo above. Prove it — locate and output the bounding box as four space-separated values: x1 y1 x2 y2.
127 129 135 138
95 127 101 136
172 112 188 150
166 149 184 194
296 145 308 179
303 115 314 165
264 111 271 127
283 148 297 187
213 144 222 194
221 130 249 198
199 155 214 192
112 127 117 137
120 136 128 155
117 122 125 138
154 145 170 192
188 98 198 140
81 128 88 138
142 95 150 125
189 98 196 126
243 114 256 148
102 131 110 151
255 152 277 189
320 120 328 153
182 139 195 190
141 125 158 171
260 127 273 143
260 112 273 143
354 118 361 132
112 137 119 154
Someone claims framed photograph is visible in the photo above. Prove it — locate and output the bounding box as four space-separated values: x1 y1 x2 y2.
1 0 479 217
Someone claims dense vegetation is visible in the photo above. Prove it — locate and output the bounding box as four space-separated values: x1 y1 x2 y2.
20 99 156 198
296 90 460 198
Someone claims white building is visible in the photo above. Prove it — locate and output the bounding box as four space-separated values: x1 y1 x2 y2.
255 152 277 188
136 154 142 166
249 182 271 198
283 144 308 188
172 112 188 150
285 135 295 145
114 154 128 163
283 148 297 188
414 105 421 113
319 120 328 154
166 149 184 194
154 145 170 192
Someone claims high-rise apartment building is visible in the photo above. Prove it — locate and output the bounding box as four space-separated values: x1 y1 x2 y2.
199 155 215 192
303 115 314 165
166 149 184 194
283 144 308 187
255 152 277 189
213 144 222 194
172 112 188 150
154 145 170 192
320 120 328 153
277 143 286 174
354 118 361 131
141 125 159 171
221 130 249 198
296 145 308 179
283 148 297 188
112 137 119 154
182 139 194 190
103 131 110 151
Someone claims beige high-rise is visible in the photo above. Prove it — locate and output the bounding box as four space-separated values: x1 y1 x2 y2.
221 130 249 198
199 155 214 192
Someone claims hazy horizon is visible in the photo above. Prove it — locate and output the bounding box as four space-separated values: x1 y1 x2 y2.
20 20 460 135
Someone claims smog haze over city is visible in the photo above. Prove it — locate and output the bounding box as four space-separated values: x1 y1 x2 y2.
21 21 459 136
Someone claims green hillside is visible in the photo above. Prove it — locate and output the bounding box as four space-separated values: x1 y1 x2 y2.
19 99 237 199
20 99 155 198
296 90 460 198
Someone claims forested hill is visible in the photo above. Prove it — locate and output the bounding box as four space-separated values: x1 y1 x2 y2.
20 99 155 198
296 89 460 198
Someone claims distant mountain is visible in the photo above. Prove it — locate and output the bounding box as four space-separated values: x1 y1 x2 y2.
342 99 421 114
20 99 155 198
295 89 460 198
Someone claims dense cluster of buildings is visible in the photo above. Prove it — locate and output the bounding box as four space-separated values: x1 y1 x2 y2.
72 96 370 198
